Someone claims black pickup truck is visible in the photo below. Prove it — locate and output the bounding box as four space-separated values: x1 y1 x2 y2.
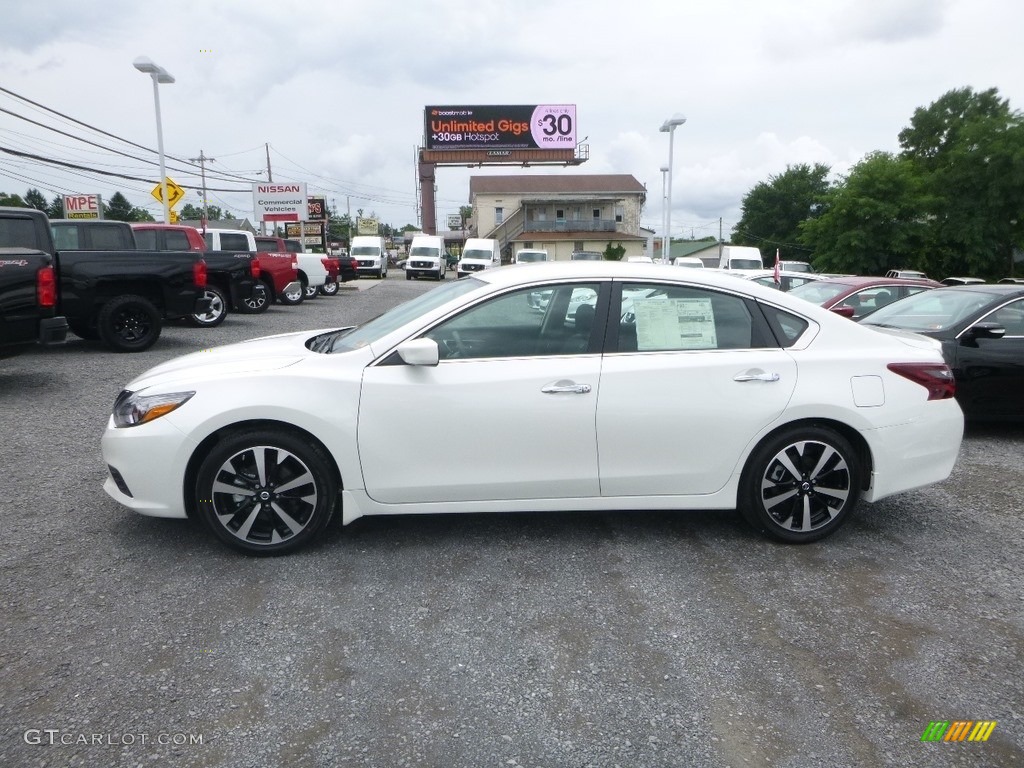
1 208 210 352
0 227 68 358
52 219 260 328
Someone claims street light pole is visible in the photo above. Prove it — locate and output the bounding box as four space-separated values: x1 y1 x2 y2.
659 113 686 265
660 165 669 263
133 56 175 224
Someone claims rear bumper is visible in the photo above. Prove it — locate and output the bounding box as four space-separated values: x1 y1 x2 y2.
40 316 68 345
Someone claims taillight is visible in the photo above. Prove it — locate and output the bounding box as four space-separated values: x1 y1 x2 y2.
37 265 57 308
887 362 956 400
250 258 261 279
193 260 208 288
292 256 298 270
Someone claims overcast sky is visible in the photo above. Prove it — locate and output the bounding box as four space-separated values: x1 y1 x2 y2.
1 0 1021 241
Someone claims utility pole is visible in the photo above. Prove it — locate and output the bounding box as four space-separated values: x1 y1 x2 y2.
263 142 273 235
189 150 214 233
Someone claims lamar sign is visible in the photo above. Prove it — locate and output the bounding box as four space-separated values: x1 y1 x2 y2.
253 182 307 222
62 194 103 220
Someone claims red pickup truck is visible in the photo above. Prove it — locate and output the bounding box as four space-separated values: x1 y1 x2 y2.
255 236 358 297
132 224 300 312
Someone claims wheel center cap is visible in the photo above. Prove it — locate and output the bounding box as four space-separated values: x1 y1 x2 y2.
800 481 812 493
258 490 272 501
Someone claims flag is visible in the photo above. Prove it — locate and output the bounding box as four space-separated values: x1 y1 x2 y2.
773 249 781 286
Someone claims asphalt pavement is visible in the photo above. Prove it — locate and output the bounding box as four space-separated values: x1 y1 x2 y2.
1 274 1022 768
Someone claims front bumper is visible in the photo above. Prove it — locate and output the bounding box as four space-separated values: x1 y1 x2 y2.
101 416 195 518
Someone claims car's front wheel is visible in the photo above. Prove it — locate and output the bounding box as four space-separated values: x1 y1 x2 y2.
97 294 162 352
739 425 860 543
238 282 271 314
195 429 338 556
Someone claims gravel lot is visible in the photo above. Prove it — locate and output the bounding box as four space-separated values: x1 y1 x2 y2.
1 275 1022 768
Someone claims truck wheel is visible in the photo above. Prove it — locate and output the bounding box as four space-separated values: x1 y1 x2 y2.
278 281 304 306
379 266 387 279
188 286 228 327
68 320 99 341
319 280 339 296
97 295 162 353
238 282 271 314
406 272 413 281
304 283 319 300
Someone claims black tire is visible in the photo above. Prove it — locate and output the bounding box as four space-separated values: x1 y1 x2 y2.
738 425 861 543
68 319 99 340
304 283 319 300
238 282 271 314
97 294 162 352
379 266 387 279
194 429 338 556
188 285 228 328
319 279 339 296
406 272 413 280
278 281 304 306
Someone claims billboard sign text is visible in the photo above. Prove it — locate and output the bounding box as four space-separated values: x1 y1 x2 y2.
424 105 576 151
253 183 308 222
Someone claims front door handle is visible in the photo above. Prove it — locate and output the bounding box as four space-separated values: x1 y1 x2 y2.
542 380 592 394
733 371 781 383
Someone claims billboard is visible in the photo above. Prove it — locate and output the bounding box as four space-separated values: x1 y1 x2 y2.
424 105 576 151
356 217 379 235
307 196 328 220
253 182 308 222
285 221 325 249
62 194 103 220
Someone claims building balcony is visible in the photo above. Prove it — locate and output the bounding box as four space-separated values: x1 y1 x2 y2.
523 219 619 233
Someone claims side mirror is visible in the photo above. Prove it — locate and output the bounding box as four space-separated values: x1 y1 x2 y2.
830 305 856 319
963 321 1006 344
396 338 439 366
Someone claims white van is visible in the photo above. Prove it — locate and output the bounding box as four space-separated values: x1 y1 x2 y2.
351 235 388 279
458 238 500 278
672 257 705 268
718 245 764 270
406 235 446 281
514 248 548 264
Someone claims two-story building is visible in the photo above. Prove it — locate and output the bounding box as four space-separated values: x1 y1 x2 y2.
468 174 649 262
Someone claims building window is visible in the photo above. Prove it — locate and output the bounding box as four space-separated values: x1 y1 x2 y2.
495 206 503 224
593 208 600 219
574 241 585 251
615 205 624 223
556 209 565 219
571 207 581 220
523 242 533 249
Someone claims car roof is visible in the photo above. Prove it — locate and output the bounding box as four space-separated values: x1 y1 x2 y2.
808 275 942 288
932 283 1024 296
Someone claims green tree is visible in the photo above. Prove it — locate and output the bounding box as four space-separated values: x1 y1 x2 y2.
603 241 625 261
800 152 930 275
899 87 1024 279
103 192 155 222
0 192 26 207
24 188 49 212
732 163 831 261
47 194 64 219
180 203 227 221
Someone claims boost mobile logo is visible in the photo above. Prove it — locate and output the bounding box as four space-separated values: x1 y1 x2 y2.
921 720 997 742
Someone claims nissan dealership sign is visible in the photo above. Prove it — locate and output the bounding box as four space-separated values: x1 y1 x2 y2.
253 182 308 222
424 105 577 151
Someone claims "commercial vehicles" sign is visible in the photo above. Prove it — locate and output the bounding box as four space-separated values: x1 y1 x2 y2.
253 183 308 222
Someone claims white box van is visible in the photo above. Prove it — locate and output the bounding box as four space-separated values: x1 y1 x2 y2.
718 245 763 270
406 235 446 281
458 238 500 278
351 235 388 279
514 248 548 264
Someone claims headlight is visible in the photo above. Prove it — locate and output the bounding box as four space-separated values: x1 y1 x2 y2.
112 390 195 428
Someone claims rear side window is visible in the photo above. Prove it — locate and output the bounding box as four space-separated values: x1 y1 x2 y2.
166 231 192 250
758 303 810 348
90 225 131 250
134 229 157 249
52 226 80 250
219 233 250 251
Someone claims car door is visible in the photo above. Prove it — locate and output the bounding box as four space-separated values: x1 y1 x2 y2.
597 281 798 497
358 281 607 504
952 298 1024 418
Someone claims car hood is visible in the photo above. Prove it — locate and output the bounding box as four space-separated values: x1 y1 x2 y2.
126 328 349 392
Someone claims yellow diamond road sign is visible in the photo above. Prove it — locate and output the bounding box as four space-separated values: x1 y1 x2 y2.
151 177 186 208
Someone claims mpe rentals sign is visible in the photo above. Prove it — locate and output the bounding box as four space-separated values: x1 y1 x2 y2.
424 105 576 151
62 194 103 220
253 183 308 222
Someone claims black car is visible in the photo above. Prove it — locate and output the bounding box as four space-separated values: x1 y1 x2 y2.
860 285 1024 420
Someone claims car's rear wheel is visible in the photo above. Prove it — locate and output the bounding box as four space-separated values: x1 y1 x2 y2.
278 281 304 306
304 283 319 300
406 272 413 280
739 425 860 543
188 286 228 327
319 279 339 296
97 294 162 352
195 429 338 556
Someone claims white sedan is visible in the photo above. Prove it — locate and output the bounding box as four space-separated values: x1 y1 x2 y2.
101 262 964 555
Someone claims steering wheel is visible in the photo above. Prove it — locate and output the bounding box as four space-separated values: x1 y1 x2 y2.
441 329 468 359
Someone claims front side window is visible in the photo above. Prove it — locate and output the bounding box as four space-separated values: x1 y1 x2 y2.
425 283 603 360
616 283 758 352
134 229 157 249
981 298 1024 337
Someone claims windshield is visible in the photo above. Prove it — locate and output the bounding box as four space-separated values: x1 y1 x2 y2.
352 246 380 256
781 262 812 273
462 249 491 260
571 252 601 261
410 246 440 258
861 289 995 332
517 251 547 262
327 277 484 353
789 281 852 304
729 259 762 270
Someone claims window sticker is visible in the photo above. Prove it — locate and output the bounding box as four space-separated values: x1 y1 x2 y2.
634 297 717 350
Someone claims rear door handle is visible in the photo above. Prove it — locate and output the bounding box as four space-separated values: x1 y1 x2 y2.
733 371 780 382
542 380 592 394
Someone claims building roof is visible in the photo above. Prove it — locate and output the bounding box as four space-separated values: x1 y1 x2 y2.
469 174 647 197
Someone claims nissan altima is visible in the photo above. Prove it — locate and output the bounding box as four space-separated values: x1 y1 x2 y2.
102 262 964 555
